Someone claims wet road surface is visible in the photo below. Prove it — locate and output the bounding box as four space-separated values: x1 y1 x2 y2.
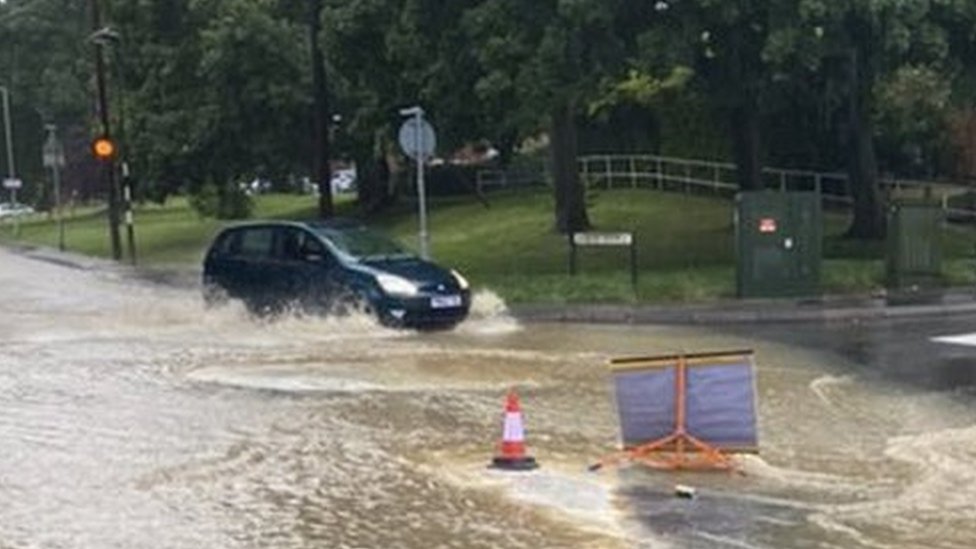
1 247 975 548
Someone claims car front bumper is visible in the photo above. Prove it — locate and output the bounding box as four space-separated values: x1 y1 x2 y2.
379 291 472 328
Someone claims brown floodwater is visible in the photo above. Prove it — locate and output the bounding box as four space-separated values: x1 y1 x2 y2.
1 248 975 548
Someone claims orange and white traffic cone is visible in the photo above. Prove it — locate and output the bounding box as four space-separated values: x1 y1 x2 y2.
490 389 538 471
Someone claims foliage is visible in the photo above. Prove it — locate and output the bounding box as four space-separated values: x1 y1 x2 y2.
188 180 253 220
875 64 953 175
6 0 976 235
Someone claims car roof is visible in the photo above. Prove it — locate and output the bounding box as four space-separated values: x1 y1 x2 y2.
219 218 366 233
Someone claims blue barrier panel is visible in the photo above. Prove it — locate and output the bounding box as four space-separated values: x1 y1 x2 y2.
613 367 675 446
686 362 758 450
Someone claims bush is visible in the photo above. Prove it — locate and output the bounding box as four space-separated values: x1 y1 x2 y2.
189 180 253 219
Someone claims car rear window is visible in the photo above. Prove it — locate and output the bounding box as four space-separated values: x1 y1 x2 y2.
211 230 241 256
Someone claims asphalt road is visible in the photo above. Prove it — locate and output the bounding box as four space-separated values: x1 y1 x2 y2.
2 245 975 548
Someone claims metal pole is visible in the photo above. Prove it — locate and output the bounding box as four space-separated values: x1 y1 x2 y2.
46 125 65 251
1 86 14 179
568 232 576 276
54 162 64 250
101 31 137 264
90 0 122 261
2 86 19 236
415 109 429 260
630 236 638 294
123 162 136 264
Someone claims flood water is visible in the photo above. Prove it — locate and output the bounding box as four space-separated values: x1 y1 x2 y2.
1 247 975 548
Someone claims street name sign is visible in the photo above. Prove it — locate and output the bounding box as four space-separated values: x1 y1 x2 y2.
573 232 633 246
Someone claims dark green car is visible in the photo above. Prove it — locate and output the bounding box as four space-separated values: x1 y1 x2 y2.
203 219 471 329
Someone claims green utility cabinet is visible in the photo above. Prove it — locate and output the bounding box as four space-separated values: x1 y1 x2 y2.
736 191 822 298
886 201 943 289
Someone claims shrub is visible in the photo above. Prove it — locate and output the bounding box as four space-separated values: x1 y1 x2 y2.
189 180 253 219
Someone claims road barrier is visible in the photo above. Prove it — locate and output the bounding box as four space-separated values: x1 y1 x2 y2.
590 349 758 472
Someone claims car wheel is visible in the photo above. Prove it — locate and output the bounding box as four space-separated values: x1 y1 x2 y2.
335 290 379 322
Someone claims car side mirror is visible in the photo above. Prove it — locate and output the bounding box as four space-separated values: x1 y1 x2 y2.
304 252 325 263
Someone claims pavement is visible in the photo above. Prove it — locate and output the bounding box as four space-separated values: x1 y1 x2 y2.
9 242 976 326
511 289 976 325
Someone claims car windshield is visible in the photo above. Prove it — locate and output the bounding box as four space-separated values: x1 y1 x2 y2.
313 226 412 261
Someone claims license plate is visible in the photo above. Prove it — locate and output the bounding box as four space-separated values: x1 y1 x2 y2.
430 295 462 308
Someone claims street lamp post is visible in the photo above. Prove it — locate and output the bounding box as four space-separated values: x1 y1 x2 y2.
0 86 14 183
1 84 21 236
91 26 136 265
88 0 122 261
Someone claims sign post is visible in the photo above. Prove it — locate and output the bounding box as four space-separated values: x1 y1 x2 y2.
569 231 638 292
43 124 67 250
2 177 23 236
398 106 436 260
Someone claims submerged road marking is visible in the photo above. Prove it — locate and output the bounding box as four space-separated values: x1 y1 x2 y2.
931 332 976 346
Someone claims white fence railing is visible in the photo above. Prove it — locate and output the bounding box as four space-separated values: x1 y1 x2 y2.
477 154 976 220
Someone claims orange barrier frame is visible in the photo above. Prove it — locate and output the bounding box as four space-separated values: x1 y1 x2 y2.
590 355 737 472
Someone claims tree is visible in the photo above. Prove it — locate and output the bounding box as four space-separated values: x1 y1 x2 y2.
766 0 954 239
321 0 400 212
464 0 625 233
322 0 486 213
309 0 333 218
0 0 91 203
651 0 772 190
109 0 311 199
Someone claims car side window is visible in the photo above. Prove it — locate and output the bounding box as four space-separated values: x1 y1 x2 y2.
275 228 303 262
238 228 275 259
298 231 326 258
212 230 241 256
274 228 327 263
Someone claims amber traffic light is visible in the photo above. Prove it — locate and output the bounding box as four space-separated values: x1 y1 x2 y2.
92 136 116 160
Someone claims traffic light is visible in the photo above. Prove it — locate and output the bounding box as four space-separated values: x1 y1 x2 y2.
92 136 116 161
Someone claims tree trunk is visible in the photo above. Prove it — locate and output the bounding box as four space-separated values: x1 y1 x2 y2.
550 100 589 234
356 133 393 214
495 128 519 168
730 99 763 191
845 45 885 239
309 0 333 218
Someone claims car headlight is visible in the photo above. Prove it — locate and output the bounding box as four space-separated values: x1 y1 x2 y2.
376 273 419 296
451 269 470 290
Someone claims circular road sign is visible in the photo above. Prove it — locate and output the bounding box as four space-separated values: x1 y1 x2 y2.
43 137 66 168
398 117 436 160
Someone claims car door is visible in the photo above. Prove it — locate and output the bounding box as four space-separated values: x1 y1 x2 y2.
232 226 277 309
272 227 340 312
205 228 248 299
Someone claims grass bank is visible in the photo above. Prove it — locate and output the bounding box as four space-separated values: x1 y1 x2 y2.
3 189 975 303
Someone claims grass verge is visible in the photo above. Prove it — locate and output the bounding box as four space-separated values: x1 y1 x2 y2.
3 189 974 303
